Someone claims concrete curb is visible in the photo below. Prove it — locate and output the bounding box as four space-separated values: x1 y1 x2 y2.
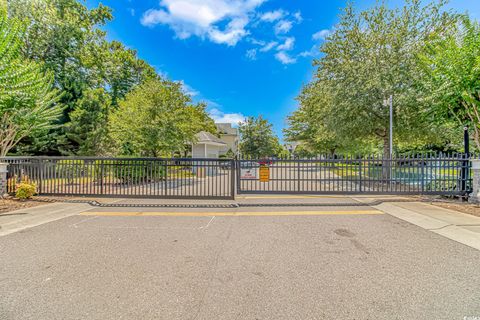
375 202 480 251
0 202 92 237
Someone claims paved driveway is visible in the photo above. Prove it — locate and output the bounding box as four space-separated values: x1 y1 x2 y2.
1 205 480 320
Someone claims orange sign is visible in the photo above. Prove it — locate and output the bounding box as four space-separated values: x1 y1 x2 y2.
259 165 270 182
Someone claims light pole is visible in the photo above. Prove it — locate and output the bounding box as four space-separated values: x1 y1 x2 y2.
389 95 393 156
383 95 393 156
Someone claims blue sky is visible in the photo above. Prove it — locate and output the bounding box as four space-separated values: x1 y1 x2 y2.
87 0 480 141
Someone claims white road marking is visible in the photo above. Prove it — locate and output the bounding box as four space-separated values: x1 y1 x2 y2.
198 216 216 230
70 216 98 228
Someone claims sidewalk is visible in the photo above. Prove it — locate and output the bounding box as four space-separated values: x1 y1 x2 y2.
370 200 480 251
0 202 92 237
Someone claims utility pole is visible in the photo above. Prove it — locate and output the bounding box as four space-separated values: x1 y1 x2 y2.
389 95 393 156
383 95 394 156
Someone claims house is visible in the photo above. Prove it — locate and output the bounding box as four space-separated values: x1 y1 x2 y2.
192 131 227 158
191 131 227 177
216 123 239 156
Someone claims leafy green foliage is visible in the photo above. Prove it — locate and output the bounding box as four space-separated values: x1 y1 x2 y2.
7 0 156 155
0 9 62 156
66 88 111 155
109 78 215 157
239 116 282 158
419 15 480 149
287 0 456 155
113 161 166 184
285 83 343 155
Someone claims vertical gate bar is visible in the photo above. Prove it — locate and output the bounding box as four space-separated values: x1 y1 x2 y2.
236 159 240 195
231 159 235 199
359 156 362 193
129 160 133 197
38 160 43 195
421 153 425 193
419 153 422 193
210 159 214 197
297 159 300 193
86 160 89 195
82 160 85 195
216 160 219 197
164 160 168 198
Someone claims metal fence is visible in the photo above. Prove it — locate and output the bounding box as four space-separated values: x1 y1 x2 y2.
1 154 473 198
237 154 472 196
3 157 235 200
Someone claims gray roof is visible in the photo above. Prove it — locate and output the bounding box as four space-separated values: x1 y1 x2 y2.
216 123 238 135
195 131 227 145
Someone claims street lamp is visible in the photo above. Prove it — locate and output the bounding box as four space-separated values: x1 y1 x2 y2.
383 95 393 156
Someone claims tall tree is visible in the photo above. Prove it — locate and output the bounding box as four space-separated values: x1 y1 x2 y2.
239 116 282 158
419 15 480 149
285 82 342 155
82 40 158 107
292 0 454 157
7 0 112 154
66 88 111 156
0 9 62 156
108 79 216 157
7 0 157 155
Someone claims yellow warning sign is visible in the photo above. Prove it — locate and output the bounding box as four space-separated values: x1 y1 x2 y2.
259 165 270 182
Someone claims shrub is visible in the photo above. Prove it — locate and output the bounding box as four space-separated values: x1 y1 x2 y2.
15 178 37 200
113 160 166 184
55 160 90 183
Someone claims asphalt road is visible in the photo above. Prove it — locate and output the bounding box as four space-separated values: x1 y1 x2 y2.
1 206 480 320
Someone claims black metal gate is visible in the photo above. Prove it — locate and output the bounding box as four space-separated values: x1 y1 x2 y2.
237 154 471 196
4 157 235 200
2 154 472 199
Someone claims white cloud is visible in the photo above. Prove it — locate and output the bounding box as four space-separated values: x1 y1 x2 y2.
277 37 294 51
275 51 296 64
141 0 266 46
299 45 319 58
179 81 199 97
312 29 332 41
209 108 245 126
259 41 278 52
260 9 285 22
293 11 302 22
209 17 249 45
249 38 265 46
246 48 257 60
274 20 292 34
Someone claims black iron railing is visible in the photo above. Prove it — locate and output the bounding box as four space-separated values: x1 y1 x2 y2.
237 154 473 196
1 153 474 198
3 157 235 200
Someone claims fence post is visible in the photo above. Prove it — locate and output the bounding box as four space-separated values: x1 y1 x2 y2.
469 159 480 203
0 162 8 196
231 159 236 199
358 160 362 192
100 160 104 195
38 159 43 194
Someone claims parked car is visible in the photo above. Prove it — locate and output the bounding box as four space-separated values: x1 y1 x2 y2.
240 161 260 168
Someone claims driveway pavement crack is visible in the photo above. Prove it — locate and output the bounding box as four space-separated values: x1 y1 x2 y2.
190 217 234 320
428 224 454 231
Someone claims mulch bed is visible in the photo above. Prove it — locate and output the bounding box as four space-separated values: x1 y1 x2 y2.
429 201 480 218
0 197 47 214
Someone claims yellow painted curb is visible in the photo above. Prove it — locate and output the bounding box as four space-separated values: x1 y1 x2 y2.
240 195 350 199
80 210 383 217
